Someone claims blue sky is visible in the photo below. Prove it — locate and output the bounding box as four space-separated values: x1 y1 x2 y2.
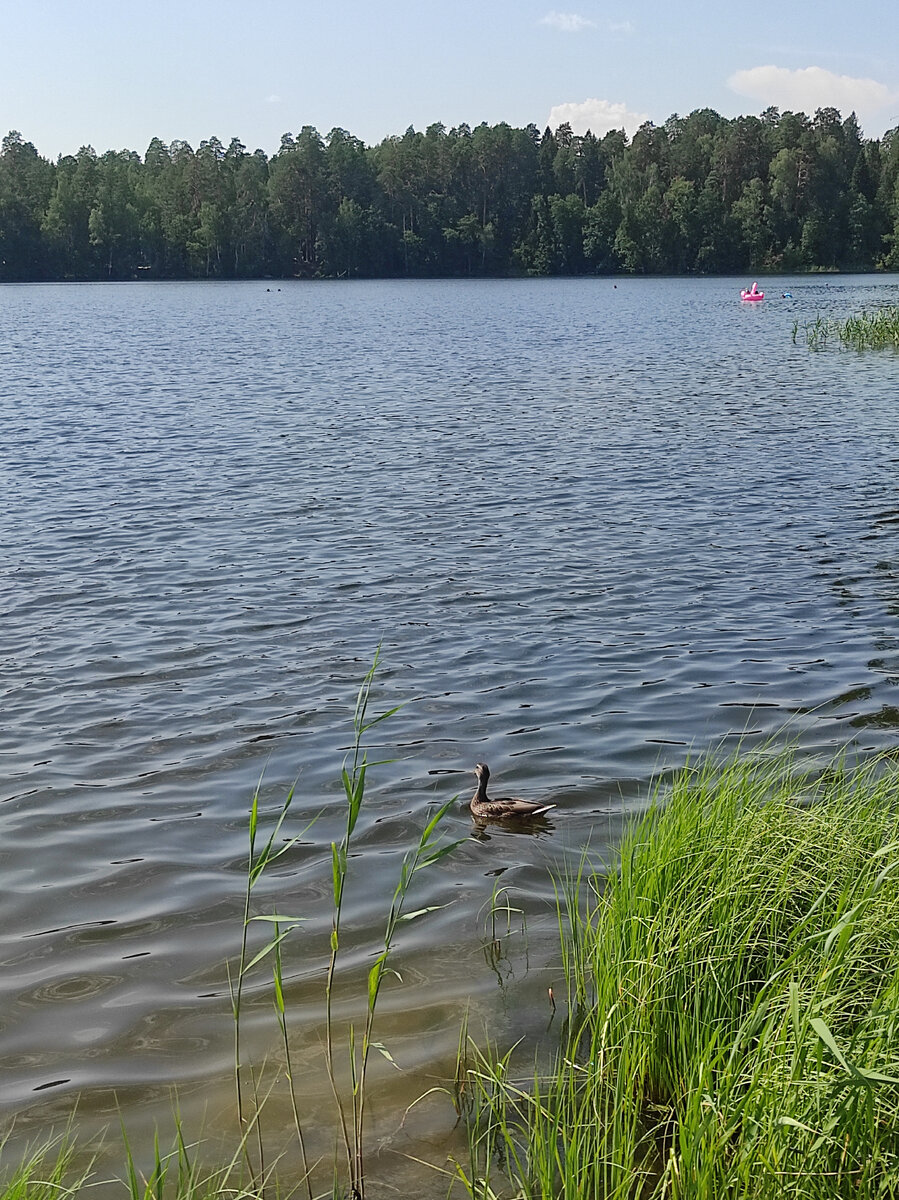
4 0 898 158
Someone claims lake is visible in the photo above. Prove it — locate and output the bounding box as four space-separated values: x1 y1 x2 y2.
1 275 898 1192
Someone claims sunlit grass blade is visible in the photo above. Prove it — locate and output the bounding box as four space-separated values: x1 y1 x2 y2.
456 748 899 1199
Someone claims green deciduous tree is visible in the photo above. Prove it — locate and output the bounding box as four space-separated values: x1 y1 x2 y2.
0 105 894 280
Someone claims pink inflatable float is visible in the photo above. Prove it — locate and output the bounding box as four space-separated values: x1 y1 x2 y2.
740 281 764 301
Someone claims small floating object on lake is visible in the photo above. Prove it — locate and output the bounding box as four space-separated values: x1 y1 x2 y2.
781 291 793 298
470 763 557 821
740 281 764 302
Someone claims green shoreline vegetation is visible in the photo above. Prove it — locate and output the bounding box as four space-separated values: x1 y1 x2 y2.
460 751 899 1199
7 701 899 1196
2 103 899 282
794 305 899 350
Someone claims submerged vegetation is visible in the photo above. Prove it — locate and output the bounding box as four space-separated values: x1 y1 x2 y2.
793 304 899 349
2 103 899 281
459 751 899 1199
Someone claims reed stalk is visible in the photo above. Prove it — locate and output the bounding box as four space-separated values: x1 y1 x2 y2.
793 305 899 350
231 649 461 1199
323 648 461 1198
230 777 305 1189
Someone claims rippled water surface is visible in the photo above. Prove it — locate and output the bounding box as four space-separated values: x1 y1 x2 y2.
2 276 899 1188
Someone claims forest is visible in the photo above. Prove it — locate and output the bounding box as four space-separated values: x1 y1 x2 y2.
1 105 898 281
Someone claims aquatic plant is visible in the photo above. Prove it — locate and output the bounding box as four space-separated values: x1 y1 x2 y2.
793 305 899 350
231 773 309 1192
119 1119 254 1200
457 751 899 1199
0 656 460 1200
12 743 899 1200
232 649 461 1199
0 1136 91 1200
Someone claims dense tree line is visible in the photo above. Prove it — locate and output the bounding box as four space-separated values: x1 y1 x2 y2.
2 106 899 281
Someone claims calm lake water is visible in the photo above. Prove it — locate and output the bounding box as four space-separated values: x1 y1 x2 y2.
2 275 899 1190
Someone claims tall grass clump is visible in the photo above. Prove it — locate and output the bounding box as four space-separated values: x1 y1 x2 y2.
0 1137 92 1200
119 1121 255 1200
793 306 899 350
459 751 899 1199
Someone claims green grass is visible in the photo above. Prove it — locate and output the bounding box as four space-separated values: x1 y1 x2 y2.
458 751 899 1199
230 649 461 1199
0 1128 262 1200
0 1136 92 1200
12 705 899 1200
793 305 899 349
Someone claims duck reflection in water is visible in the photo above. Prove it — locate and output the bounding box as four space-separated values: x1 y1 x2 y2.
468 762 557 835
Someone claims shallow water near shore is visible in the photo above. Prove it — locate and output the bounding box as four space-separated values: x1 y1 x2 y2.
2 274 899 1190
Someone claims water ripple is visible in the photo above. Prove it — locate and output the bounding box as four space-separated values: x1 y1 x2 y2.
1 276 898 1172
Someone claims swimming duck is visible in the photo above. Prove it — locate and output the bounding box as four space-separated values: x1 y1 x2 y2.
470 763 556 820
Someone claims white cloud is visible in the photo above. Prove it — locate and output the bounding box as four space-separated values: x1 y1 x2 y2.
608 20 634 34
547 98 650 138
539 11 596 32
264 94 282 105
727 65 898 131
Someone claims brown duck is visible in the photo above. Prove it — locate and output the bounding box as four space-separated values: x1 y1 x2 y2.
470 763 556 820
